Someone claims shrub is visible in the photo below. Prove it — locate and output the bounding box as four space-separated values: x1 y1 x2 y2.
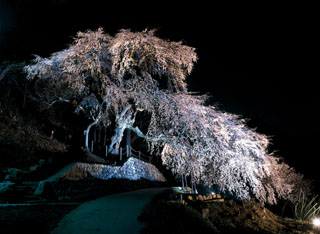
291 190 320 221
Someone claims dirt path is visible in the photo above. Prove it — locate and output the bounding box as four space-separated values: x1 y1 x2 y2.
52 187 168 234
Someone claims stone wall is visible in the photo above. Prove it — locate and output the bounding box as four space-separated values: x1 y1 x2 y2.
34 157 167 201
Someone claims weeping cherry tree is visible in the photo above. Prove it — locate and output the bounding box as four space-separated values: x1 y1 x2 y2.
24 28 308 204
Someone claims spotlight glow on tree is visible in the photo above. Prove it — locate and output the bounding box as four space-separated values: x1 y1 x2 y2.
24 28 308 204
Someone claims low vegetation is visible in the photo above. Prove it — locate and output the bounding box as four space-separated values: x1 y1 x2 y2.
139 189 318 234
291 190 320 221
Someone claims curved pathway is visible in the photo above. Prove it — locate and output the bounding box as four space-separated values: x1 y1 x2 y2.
52 187 168 234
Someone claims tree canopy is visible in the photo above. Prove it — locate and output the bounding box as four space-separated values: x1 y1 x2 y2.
24 28 307 204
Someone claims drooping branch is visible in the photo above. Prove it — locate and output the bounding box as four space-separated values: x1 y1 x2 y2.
0 64 14 82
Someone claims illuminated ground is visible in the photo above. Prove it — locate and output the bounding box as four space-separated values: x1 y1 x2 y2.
52 187 168 234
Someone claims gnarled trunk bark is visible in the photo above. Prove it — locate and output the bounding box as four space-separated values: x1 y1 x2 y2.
109 105 135 153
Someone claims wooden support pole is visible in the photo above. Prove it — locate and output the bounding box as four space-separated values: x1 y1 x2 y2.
105 145 108 158
98 126 101 143
185 174 188 189
126 145 129 158
125 129 131 148
182 173 185 190
120 147 122 161
125 128 131 158
192 181 194 194
103 127 106 146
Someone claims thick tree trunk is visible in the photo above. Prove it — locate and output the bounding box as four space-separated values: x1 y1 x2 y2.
109 105 134 153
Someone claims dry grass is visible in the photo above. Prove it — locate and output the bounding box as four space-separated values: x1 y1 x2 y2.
205 199 316 233
0 102 67 169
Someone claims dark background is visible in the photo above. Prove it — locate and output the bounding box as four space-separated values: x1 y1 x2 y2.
1 1 319 184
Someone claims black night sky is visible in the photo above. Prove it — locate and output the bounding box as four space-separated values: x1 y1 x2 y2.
1 1 319 184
